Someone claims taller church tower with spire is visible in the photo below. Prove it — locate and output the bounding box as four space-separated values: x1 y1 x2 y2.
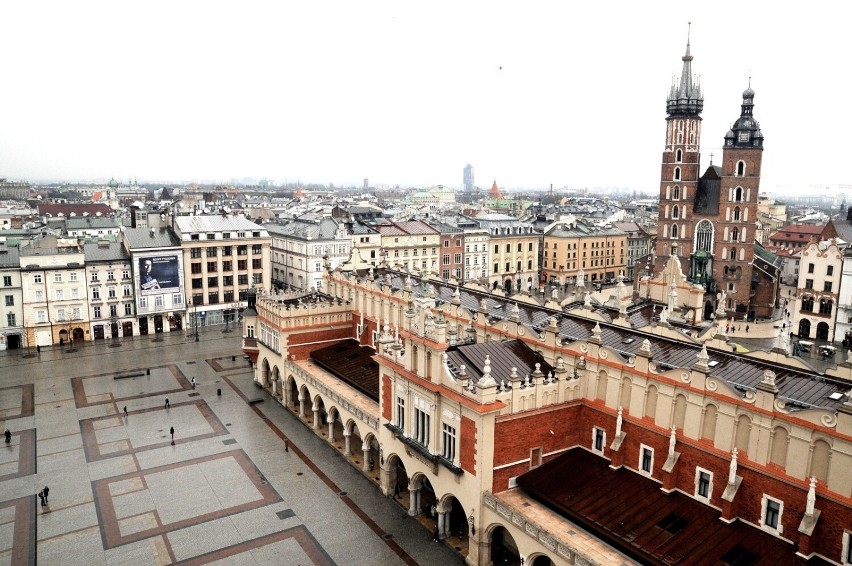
655 34 777 321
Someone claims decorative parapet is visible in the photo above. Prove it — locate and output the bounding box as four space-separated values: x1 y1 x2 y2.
484 492 600 566
287 361 378 431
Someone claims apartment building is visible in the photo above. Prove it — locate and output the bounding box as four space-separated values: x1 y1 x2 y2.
173 215 271 328
83 241 135 339
542 217 627 286
19 235 89 346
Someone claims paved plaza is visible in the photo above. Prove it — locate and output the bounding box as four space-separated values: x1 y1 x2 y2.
0 329 462 565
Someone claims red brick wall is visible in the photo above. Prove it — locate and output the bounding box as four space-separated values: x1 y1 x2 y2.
381 374 392 422
286 326 355 360
460 415 477 476
492 404 581 492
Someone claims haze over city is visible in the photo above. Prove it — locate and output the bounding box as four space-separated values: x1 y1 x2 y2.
1 1 849 194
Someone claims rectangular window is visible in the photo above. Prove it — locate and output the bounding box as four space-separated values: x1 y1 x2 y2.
54 273 62 282
4 296 13 306
223 290 234 302
124 303 133 316
2 276 10 286
696 469 712 500
808 263 814 273
253 259 262 269
454 253 461 264
155 295 164 308
34 274 42 284
414 407 430 446
123 285 131 297
238 260 247 270
122 270 130 279
173 293 183 305
762 496 782 531
443 254 450 265
824 281 833 293
828 265 835 276
109 304 118 317
108 287 116 299
37 310 47 323
640 445 654 474
208 277 218 288
207 262 217 272
222 246 232 256
207 292 219 304
91 272 99 282
222 261 232 271
107 271 115 281
190 248 202 258
7 313 15 326
55 289 64 301
207 247 217 257
93 306 101 318
805 279 814 289
238 274 248 285
593 427 605 454
139 297 148 309
442 423 456 462
530 447 542 468
56 308 65 321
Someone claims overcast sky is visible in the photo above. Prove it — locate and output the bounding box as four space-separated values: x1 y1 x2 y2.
1 2 848 194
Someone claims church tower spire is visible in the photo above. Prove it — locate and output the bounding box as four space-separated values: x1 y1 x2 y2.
656 27 703 264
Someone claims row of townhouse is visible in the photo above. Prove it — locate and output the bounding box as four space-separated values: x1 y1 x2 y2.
0 215 270 350
243 254 852 566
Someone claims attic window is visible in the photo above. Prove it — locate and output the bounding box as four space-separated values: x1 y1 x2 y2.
708 360 720 367
828 391 844 401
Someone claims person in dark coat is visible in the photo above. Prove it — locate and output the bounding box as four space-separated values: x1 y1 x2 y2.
43 486 49 504
4 429 10 444
38 490 45 507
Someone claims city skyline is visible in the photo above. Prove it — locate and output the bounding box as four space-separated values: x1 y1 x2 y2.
1 2 850 194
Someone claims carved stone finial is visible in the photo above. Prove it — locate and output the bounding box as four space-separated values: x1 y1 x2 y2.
696 344 709 366
641 339 651 353
806 477 817 517
669 426 677 457
592 322 602 338
615 406 624 438
479 355 496 387
452 286 461 305
728 448 739 485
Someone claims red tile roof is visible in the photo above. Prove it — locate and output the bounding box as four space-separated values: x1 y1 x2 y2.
517 449 805 565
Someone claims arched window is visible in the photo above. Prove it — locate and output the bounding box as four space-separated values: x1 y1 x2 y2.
673 185 680 199
695 220 713 252
672 395 687 430
672 205 679 219
734 207 741 221
674 167 681 181
675 149 683 163
644 385 658 419
730 247 737 260
731 227 739 242
736 161 745 176
734 187 743 202
620 378 632 412
596 370 608 401
671 224 679 239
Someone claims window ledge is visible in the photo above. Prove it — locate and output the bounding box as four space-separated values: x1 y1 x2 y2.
384 423 463 475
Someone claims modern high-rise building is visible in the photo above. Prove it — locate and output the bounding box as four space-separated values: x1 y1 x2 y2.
463 164 474 192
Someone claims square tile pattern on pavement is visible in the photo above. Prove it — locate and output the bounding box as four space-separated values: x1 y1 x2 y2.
0 330 462 566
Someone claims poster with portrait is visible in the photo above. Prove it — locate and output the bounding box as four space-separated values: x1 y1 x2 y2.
139 256 181 296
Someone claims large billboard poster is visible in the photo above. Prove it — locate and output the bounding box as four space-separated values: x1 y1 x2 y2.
139 256 181 296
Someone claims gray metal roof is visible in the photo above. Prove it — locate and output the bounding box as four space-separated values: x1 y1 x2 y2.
0 245 21 268
367 269 849 413
174 215 267 234
123 227 181 249
266 218 341 241
83 242 129 263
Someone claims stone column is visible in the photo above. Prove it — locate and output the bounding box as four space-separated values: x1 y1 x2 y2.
362 441 371 472
312 403 320 429
343 432 352 456
327 416 335 442
437 511 447 540
298 392 306 417
408 485 420 516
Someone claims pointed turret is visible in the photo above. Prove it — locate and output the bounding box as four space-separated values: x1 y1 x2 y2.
666 25 704 117
725 80 764 149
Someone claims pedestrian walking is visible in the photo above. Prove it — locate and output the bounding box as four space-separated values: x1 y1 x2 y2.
38 490 45 507
432 524 440 542
191 377 196 389
164 397 170 409
284 439 289 452
123 406 128 417
4 429 10 444
745 324 750 333
36 344 41 353
43 486 49 504
170 426 175 444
